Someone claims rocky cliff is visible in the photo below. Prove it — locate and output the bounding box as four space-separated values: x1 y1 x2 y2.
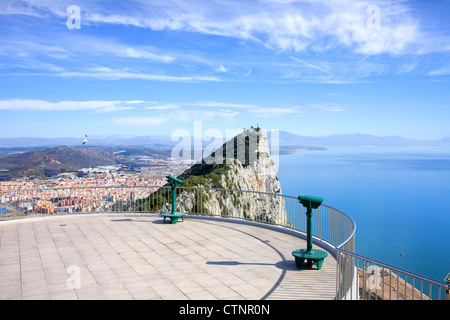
155 127 287 224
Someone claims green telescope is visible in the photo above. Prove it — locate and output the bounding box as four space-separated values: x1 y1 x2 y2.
298 194 324 253
292 194 327 270
298 195 324 210
167 175 182 215
167 175 183 187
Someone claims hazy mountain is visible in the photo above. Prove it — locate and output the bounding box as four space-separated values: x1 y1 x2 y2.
1 132 449 149
0 145 118 180
268 131 448 147
0 135 177 148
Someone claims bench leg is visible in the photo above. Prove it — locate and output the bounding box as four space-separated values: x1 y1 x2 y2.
294 257 305 269
315 258 325 270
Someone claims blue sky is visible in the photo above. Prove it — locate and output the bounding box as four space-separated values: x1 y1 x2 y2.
0 0 449 140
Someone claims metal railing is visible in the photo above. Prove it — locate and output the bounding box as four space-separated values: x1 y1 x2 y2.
336 249 448 300
0 185 355 253
1 185 447 300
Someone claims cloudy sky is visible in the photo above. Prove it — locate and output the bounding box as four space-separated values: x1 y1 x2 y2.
1 0 449 140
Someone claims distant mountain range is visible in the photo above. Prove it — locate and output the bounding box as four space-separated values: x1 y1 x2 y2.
0 144 175 180
1 131 449 181
269 131 450 147
0 135 177 148
1 131 449 148
0 145 118 180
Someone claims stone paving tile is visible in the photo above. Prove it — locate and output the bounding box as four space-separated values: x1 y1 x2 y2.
0 215 337 300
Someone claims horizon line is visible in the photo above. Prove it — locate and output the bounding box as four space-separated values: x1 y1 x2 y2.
1 131 449 142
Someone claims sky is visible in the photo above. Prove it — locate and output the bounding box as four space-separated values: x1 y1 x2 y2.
1 0 450 141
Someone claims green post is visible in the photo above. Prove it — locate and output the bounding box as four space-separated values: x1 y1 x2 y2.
171 185 176 214
162 175 185 224
306 206 313 252
292 194 328 270
298 195 323 253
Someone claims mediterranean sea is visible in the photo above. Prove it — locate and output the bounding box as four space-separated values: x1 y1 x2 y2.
276 146 450 284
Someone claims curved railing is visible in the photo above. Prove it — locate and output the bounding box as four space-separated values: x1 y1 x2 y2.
2 185 446 300
0 184 357 299
0 185 356 251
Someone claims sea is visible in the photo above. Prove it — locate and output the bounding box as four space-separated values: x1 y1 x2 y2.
276 146 450 285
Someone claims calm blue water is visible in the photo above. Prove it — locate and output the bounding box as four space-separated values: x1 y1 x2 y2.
277 146 450 284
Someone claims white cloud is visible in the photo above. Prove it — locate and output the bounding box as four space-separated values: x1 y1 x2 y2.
57 68 221 82
187 101 260 109
289 56 330 74
123 47 173 62
251 106 304 118
7 0 422 56
311 104 347 112
145 104 181 110
1 0 448 84
214 63 228 73
0 40 70 59
428 67 450 76
183 101 304 118
0 99 138 112
69 0 424 56
113 117 166 127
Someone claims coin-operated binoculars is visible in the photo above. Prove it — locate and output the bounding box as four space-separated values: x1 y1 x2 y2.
162 175 185 224
292 195 328 270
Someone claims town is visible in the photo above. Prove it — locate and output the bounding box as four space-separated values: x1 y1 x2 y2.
0 158 193 216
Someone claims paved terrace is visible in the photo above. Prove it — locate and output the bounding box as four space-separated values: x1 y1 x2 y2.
0 214 336 300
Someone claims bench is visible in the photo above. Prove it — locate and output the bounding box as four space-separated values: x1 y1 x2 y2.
292 249 328 270
162 212 185 224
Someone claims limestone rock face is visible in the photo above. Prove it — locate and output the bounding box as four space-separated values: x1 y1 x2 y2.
176 127 287 225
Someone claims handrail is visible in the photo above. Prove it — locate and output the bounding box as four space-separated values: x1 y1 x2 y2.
1 184 357 254
332 207 356 250
338 248 446 288
4 185 445 300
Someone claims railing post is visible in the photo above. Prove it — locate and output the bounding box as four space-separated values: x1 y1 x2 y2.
445 272 450 300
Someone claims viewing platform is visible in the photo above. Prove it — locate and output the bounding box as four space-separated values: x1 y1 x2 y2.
0 214 336 300
1 185 447 300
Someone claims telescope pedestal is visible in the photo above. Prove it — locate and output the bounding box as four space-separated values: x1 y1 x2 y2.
161 175 186 224
162 212 185 224
294 194 327 270
292 249 328 270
